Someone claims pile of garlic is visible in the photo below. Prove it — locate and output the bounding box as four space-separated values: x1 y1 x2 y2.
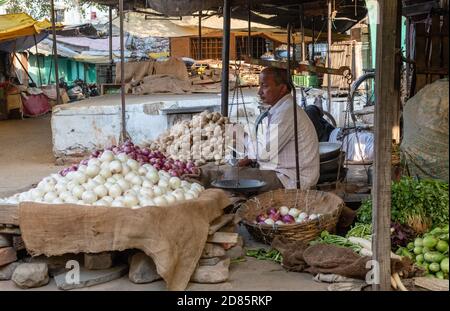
0 150 204 209
149 111 229 165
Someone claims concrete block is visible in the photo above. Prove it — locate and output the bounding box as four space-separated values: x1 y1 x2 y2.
0 247 17 266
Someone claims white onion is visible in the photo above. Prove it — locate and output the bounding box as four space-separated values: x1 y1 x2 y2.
86 164 100 177
112 174 123 181
52 198 64 204
279 206 289 216
127 159 139 171
153 186 165 196
66 171 76 181
169 177 181 190
142 179 154 188
164 194 176 204
100 150 114 162
66 180 79 189
54 183 67 194
88 158 101 167
130 175 142 186
140 188 154 198
153 196 168 206
109 160 122 174
93 175 106 184
72 185 84 199
94 185 108 198
77 200 86 205
73 171 87 184
59 191 71 201
100 161 110 171
111 199 125 207
78 165 87 173
124 172 136 182
43 182 55 193
288 208 300 218
138 167 147 176
191 183 204 192
99 168 112 179
30 188 44 200
132 185 141 193
106 177 116 184
180 180 190 188
123 194 139 208
81 191 97 204
108 184 122 198
158 179 169 189
116 179 130 191
172 191 185 201
146 171 159 184
93 200 108 206
121 164 131 175
184 193 194 200
65 196 78 204
83 180 99 191
186 190 199 199
102 196 114 203
116 153 128 163
44 192 57 203
104 182 114 190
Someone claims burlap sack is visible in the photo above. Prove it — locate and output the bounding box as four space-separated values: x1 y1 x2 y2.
19 189 229 290
134 75 191 95
154 57 189 81
115 60 155 84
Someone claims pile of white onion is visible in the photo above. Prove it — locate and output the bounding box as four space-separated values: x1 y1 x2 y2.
0 150 204 209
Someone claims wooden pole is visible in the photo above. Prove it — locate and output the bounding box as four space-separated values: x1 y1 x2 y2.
33 35 43 86
109 5 113 83
198 10 202 60
311 17 315 63
300 4 305 62
221 0 231 117
119 0 127 142
248 0 252 59
327 0 332 112
372 0 401 291
50 0 61 105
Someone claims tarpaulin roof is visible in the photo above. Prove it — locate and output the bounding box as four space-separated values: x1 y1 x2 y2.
0 13 52 42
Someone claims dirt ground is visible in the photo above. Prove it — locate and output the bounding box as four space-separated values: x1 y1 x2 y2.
0 115 329 291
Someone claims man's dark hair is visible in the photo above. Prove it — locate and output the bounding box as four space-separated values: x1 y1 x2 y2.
261 67 292 92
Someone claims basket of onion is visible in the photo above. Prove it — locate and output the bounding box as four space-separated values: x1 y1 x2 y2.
236 189 344 245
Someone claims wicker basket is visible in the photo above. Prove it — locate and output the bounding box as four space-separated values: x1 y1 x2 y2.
237 189 344 245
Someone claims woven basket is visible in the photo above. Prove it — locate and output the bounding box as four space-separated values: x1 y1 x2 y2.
237 189 344 245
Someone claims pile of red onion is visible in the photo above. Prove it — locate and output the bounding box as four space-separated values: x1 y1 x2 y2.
256 207 295 225
59 140 199 178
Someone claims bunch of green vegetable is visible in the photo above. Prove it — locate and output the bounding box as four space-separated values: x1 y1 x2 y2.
397 225 449 279
246 248 283 263
357 177 449 233
346 223 372 240
310 231 362 253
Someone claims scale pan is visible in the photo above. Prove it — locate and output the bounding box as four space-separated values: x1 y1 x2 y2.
210 179 266 193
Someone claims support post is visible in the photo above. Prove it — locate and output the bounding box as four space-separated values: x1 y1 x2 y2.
50 0 61 105
109 5 113 83
372 0 401 291
198 10 202 60
119 0 127 142
300 4 305 62
221 0 231 117
287 24 301 189
327 0 332 112
247 0 252 59
311 17 315 63
33 35 43 86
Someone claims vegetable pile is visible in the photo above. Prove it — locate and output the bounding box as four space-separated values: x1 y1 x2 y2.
253 206 322 226
397 225 449 279
149 111 229 166
357 177 449 234
1 150 205 208
60 140 199 178
245 248 283 264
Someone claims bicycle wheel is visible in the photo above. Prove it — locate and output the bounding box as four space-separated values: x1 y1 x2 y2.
348 72 376 125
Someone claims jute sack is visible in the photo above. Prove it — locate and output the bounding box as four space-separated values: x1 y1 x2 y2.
19 189 229 290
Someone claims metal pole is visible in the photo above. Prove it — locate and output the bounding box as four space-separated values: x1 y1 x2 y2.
311 17 315 63
247 0 252 59
327 0 332 112
287 24 301 190
33 35 43 86
119 0 127 142
198 10 202 60
221 0 231 117
300 5 305 62
109 6 113 83
50 0 61 105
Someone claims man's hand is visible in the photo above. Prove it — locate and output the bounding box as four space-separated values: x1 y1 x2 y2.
238 157 254 167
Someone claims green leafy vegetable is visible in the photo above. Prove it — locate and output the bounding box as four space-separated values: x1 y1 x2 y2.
246 248 283 263
310 231 362 253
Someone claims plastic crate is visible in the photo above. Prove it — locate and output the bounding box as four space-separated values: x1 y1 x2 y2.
292 74 318 88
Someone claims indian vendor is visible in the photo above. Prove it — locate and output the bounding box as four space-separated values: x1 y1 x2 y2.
236 67 320 190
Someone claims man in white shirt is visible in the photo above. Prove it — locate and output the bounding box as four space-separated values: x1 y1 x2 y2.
239 67 320 189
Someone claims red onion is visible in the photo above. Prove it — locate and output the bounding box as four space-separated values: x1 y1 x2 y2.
270 211 281 222
256 214 267 223
282 215 295 224
268 208 277 215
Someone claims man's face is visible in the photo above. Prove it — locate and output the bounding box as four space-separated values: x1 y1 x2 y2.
257 71 289 106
